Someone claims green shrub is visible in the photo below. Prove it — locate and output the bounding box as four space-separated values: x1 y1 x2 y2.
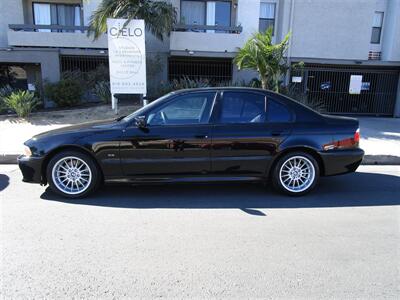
0 85 14 111
160 76 211 95
215 78 261 88
4 90 39 118
93 81 111 104
281 83 327 113
86 64 109 89
44 79 83 107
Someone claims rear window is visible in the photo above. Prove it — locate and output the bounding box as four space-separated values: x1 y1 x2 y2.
266 100 293 122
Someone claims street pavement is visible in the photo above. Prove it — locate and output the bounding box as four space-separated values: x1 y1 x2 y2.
1 165 399 299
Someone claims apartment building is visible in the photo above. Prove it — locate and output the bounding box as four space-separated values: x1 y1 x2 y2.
0 0 399 116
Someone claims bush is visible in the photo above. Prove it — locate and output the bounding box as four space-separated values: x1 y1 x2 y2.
0 85 14 111
163 76 210 93
281 83 327 113
44 79 83 107
86 64 109 89
93 81 111 104
4 90 39 118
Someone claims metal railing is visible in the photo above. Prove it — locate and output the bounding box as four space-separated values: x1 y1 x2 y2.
291 64 399 116
10 23 244 34
172 24 242 34
9 24 88 33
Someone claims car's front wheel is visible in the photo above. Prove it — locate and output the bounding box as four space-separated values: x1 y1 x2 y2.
46 150 100 198
272 152 320 196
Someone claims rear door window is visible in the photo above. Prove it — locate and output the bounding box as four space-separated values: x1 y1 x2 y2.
266 99 293 122
217 92 266 124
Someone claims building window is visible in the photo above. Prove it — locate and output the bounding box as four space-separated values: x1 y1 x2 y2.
33 2 81 32
181 0 231 31
371 11 384 44
259 2 276 35
181 1 206 26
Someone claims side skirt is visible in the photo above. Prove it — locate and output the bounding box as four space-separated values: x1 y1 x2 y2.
104 176 265 185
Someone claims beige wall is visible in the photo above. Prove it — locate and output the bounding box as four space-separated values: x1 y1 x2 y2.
381 0 400 61
0 0 24 47
289 0 376 61
8 30 107 48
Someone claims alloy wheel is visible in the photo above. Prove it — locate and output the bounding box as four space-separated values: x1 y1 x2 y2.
51 156 92 195
279 155 316 193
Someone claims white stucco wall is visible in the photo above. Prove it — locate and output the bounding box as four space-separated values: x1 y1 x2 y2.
381 0 400 62
289 0 376 60
0 0 24 48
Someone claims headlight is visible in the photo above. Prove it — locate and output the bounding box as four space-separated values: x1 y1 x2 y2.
23 145 32 157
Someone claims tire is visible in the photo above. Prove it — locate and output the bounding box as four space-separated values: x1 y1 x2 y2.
46 150 101 198
272 152 320 196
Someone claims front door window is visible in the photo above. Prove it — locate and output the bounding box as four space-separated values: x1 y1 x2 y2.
147 92 215 126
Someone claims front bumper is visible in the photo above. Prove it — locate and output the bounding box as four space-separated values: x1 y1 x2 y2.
319 148 364 176
18 155 45 184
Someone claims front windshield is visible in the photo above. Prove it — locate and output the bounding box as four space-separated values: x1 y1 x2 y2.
122 92 174 122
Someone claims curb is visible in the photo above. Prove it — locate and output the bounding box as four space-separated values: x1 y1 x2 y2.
1 154 400 165
0 154 19 164
361 155 400 165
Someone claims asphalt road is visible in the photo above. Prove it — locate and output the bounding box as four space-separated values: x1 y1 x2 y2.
1 165 399 299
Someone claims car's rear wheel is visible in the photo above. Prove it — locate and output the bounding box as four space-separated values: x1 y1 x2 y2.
46 151 100 198
272 152 319 196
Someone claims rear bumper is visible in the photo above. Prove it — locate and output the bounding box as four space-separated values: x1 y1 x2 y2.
319 148 364 176
18 155 45 184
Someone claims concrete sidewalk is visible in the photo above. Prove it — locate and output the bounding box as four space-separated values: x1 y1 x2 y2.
358 117 400 164
0 104 139 163
0 106 399 164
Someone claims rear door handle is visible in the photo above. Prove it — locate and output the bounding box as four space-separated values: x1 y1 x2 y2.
271 132 282 136
194 134 208 139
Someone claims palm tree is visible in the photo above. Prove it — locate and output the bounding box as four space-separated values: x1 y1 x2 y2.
88 0 177 40
234 27 291 92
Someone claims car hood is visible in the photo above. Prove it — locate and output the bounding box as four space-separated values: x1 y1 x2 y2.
32 119 122 140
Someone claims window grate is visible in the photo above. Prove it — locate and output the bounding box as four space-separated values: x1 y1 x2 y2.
60 55 108 73
168 57 232 83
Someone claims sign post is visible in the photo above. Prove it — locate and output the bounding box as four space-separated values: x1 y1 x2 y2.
107 18 147 113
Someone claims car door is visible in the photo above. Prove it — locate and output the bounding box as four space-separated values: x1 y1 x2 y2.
210 91 293 177
120 91 216 177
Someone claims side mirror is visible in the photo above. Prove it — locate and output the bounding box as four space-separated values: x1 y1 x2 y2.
134 116 147 128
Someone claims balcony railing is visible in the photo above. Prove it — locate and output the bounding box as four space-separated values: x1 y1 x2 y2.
172 24 242 34
9 24 88 32
7 24 107 49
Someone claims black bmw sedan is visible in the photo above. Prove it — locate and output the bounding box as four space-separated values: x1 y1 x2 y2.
18 87 364 198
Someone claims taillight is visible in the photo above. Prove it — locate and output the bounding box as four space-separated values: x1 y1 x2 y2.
323 128 360 150
354 128 360 143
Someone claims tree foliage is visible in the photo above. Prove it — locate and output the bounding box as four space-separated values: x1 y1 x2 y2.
88 0 177 40
234 27 291 92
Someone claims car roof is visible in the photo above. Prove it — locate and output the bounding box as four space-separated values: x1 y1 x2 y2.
172 86 272 94
173 87 325 121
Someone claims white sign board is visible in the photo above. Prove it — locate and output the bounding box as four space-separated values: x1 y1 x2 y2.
349 75 363 94
292 76 302 83
107 18 146 109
